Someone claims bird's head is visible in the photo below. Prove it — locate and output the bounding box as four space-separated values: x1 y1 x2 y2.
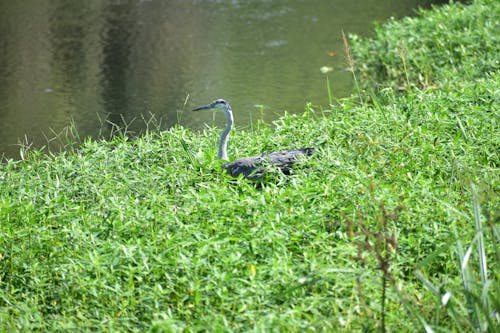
192 99 230 112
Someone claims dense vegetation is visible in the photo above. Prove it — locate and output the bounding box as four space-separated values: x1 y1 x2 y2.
1 0 498 331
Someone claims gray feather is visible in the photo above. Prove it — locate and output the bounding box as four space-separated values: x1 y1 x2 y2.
222 148 314 179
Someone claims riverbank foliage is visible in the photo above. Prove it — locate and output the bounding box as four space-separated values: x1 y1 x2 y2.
1 0 498 331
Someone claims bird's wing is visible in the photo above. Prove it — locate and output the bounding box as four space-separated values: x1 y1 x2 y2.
264 148 314 168
222 148 314 179
222 156 266 179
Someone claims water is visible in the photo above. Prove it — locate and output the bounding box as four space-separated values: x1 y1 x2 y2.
0 0 448 159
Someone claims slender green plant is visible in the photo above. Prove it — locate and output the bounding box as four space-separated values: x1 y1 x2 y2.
342 29 363 106
414 183 499 332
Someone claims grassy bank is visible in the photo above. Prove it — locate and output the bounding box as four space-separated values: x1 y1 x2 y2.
1 0 499 331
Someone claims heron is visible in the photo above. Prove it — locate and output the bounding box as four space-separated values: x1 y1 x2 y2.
192 99 314 179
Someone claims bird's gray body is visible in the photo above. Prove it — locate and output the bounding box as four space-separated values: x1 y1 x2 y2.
192 99 313 179
222 148 314 179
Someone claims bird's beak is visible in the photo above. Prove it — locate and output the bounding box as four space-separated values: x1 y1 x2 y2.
192 103 213 111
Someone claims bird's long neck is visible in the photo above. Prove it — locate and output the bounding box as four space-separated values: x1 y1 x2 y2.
218 106 233 161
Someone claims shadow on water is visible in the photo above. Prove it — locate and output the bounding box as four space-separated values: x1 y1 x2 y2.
0 0 459 159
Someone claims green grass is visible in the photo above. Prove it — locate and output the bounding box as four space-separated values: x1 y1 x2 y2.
1 0 499 331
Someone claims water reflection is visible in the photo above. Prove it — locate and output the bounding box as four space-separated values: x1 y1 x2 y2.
101 2 136 130
0 0 452 159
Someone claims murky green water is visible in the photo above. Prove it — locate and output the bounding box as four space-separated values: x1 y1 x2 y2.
0 0 448 159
